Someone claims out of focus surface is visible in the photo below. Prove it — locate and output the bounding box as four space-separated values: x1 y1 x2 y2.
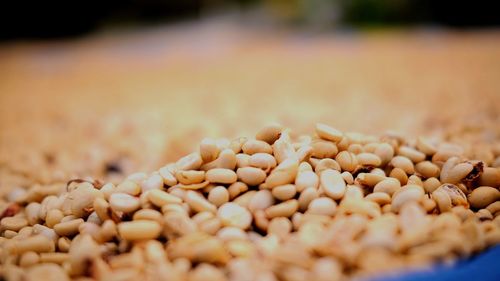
0 1 499 187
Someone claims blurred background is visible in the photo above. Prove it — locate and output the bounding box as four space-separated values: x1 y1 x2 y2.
1 0 499 187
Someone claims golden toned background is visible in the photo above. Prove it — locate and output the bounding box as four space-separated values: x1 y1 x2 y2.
1 23 499 188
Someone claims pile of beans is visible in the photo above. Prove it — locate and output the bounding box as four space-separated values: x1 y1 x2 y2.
1 123 500 281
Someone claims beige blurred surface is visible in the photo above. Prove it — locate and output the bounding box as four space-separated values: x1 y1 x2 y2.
1 22 499 185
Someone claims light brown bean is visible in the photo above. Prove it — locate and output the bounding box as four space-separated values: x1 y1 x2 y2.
265 200 299 218
200 138 220 163
249 153 277 171
176 170 205 185
208 186 230 207
272 184 297 201
242 140 273 155
118 220 162 241
468 186 500 209
295 170 319 192
315 123 343 142
265 158 299 188
320 169 346 200
335 151 358 172
206 168 237 184
185 191 217 213
217 203 252 229
237 167 267 186
256 123 283 144
109 193 140 213
148 189 182 207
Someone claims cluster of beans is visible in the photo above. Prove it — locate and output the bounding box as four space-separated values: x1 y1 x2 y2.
1 123 500 281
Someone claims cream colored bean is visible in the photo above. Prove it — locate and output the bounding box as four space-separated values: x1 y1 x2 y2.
486 201 500 216
208 186 230 207
296 145 313 163
436 183 469 208
230 137 247 153
298 187 319 211
176 153 203 171
9 235 55 254
356 173 385 187
93 197 110 221
159 166 178 186
357 153 382 167
127 172 148 183
365 192 392 205
242 140 273 155
176 170 205 185
249 153 277 171
315 123 343 142
416 161 440 178
202 149 237 171
200 138 220 163
391 185 424 212
390 156 415 174
341 171 354 185
256 123 283 144
25 203 41 226
131 210 162 226
232 190 257 208
185 191 217 213
306 197 337 216
19 251 40 267
335 151 358 172
314 158 341 174
236 153 251 168
118 220 162 241
265 200 299 218
225 182 247 200
206 168 237 184
416 137 437 156
26 264 69 281
1 217 28 232
272 130 297 164
348 144 364 154
268 217 292 239
441 158 473 184
140 174 164 192
148 189 182 207
218 203 252 229
390 167 409 185
407 175 423 187
423 177 441 193
432 188 452 213
248 190 275 212
272 184 297 201
265 158 299 188
311 140 338 159
468 186 500 209
100 183 116 200
320 169 346 200
54 218 84 236
109 193 140 213
479 167 500 188
116 180 141 196
374 142 395 166
398 146 426 163
40 252 69 264
236 167 267 186
295 170 319 192
46 209 64 228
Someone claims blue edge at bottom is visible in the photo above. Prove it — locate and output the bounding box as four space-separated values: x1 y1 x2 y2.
369 245 500 281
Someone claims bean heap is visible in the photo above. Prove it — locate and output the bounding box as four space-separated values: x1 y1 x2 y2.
1 123 500 281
